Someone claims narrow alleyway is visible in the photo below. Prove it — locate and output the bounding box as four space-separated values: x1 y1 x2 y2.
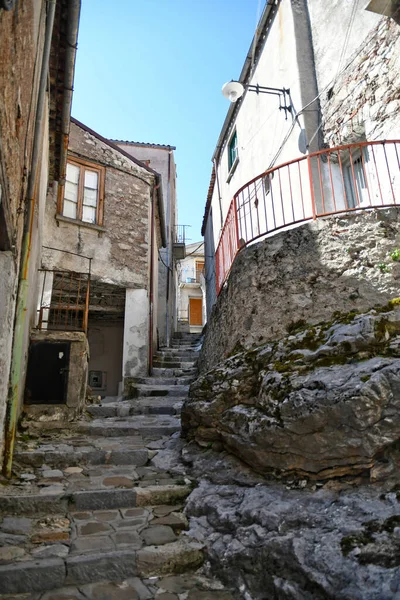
0 334 233 599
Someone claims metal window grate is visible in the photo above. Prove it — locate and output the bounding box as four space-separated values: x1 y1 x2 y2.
36 269 90 332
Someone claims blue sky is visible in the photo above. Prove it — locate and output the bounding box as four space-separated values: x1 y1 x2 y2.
72 0 261 242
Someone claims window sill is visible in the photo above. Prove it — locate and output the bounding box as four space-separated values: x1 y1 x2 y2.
56 214 106 232
227 157 239 183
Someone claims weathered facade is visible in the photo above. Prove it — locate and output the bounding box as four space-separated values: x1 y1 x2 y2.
0 0 80 471
111 140 178 348
202 0 400 315
41 119 167 397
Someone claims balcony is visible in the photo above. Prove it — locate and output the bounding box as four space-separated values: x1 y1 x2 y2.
173 224 190 260
216 139 400 294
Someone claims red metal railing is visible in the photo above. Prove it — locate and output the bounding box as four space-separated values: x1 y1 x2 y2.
216 140 400 294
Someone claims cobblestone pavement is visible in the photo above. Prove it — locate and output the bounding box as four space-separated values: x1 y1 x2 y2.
0 334 234 600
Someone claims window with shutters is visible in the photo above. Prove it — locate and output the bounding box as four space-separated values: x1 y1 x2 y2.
60 158 105 226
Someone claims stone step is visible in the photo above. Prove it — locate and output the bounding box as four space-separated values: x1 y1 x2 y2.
152 367 197 378
0 537 204 593
13 436 149 469
0 571 234 599
129 384 189 398
77 415 181 438
153 360 196 369
87 398 184 418
0 484 192 516
157 349 200 357
134 375 195 386
154 353 199 362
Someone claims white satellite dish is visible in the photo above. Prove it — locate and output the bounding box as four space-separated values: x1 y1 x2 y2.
222 80 245 103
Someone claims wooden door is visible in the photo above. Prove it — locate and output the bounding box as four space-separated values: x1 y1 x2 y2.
189 298 203 326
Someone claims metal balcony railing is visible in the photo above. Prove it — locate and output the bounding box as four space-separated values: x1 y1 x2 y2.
174 224 191 244
216 140 400 294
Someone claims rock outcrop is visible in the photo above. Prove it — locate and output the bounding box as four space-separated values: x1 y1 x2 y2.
182 306 400 479
185 477 400 600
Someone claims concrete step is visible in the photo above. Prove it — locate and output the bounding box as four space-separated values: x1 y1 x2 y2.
133 375 195 386
0 483 192 516
152 367 197 378
152 360 196 369
155 352 199 361
158 347 200 355
0 572 234 599
128 384 189 398
14 436 149 469
0 536 203 593
87 398 184 418
77 415 181 438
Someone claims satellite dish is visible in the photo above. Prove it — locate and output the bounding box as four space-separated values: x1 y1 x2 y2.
222 81 245 103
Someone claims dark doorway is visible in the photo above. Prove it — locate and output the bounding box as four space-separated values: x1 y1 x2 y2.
25 341 70 404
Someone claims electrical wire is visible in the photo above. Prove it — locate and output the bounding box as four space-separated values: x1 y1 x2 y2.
266 2 395 169
304 0 396 150
184 241 204 257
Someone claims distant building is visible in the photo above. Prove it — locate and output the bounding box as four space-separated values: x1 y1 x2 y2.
111 140 178 349
177 242 206 334
202 0 400 315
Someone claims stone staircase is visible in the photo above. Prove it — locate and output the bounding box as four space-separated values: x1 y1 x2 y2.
0 333 233 598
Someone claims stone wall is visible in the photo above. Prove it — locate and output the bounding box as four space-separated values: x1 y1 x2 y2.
43 121 155 289
23 330 89 428
200 208 400 373
0 1 47 463
313 14 400 145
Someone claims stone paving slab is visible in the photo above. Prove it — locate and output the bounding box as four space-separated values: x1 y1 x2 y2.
0 335 235 598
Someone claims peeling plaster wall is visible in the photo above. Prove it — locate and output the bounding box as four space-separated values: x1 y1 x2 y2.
308 3 400 144
123 288 149 379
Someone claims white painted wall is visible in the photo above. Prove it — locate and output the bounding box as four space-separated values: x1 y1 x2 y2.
177 242 205 331
211 0 319 252
123 288 149 378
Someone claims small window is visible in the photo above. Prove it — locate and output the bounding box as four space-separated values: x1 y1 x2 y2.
344 149 370 208
195 261 204 283
60 159 105 226
228 130 238 171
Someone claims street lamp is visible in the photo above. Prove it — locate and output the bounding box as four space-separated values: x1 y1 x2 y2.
222 80 292 119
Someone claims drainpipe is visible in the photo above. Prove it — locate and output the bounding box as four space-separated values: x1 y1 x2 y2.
58 0 81 191
3 0 57 478
165 151 171 347
149 181 160 376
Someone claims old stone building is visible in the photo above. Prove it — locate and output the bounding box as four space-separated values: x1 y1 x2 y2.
39 118 167 399
0 0 81 472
